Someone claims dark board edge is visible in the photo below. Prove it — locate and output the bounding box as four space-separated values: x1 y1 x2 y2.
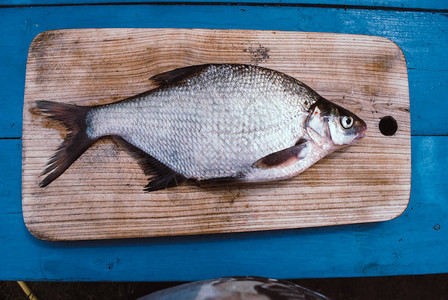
1 0 447 11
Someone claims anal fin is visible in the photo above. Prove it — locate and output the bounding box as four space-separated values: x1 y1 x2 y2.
112 136 186 192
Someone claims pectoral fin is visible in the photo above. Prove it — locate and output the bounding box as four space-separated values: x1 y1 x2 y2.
253 139 308 169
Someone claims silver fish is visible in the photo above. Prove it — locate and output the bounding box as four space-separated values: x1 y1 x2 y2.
139 276 331 300
36 64 366 191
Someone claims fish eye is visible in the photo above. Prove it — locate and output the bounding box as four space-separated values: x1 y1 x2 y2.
341 116 354 129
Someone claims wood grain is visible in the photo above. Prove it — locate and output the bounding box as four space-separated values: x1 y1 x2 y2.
22 28 410 241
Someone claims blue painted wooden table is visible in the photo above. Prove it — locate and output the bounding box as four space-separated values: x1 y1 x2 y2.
0 0 447 281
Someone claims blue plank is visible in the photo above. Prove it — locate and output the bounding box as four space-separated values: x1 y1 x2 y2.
0 136 447 280
0 5 447 137
1 2 447 281
1 0 447 11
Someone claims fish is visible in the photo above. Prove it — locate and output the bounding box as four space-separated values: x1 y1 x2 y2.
36 64 367 192
138 276 331 300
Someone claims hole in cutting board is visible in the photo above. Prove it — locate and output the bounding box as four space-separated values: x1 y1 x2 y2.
379 116 398 136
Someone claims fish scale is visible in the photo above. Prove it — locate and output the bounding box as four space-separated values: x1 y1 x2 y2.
37 64 366 191
86 65 310 179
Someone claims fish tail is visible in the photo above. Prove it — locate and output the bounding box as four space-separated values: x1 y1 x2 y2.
36 101 94 187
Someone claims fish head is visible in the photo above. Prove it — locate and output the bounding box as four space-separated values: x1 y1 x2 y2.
306 97 367 150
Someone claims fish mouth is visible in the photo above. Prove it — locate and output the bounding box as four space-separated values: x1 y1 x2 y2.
355 125 367 141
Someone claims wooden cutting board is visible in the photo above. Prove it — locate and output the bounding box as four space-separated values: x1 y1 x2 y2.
22 29 411 241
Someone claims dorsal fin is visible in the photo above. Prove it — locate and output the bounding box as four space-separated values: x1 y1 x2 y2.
149 64 211 86
112 136 186 192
